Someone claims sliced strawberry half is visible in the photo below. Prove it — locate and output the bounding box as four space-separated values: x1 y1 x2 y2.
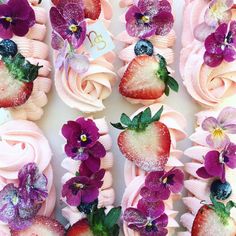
66 219 93 236
83 0 101 20
192 198 236 236
0 61 33 108
11 216 65 236
119 55 179 100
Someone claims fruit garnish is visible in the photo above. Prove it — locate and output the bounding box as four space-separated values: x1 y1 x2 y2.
210 179 232 201
134 39 154 56
0 39 18 57
119 55 179 100
66 219 93 236
84 0 101 20
11 216 65 236
192 195 236 236
111 106 171 171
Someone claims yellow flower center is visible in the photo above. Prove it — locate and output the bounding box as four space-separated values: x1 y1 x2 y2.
209 1 227 21
5 17 13 23
212 127 224 138
75 183 84 189
69 24 78 33
162 177 168 184
142 15 150 23
80 134 87 142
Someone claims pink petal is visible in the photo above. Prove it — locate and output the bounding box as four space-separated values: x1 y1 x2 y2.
217 107 236 125
194 23 215 42
204 51 223 67
123 208 146 227
69 54 89 74
202 117 218 131
206 133 230 149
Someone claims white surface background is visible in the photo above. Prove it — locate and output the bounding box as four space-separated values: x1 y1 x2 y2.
38 0 200 234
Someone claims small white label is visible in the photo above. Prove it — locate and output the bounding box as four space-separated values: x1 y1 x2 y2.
84 21 115 60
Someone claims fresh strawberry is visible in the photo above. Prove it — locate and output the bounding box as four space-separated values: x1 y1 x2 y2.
51 0 60 5
119 54 179 100
192 196 236 236
0 61 33 108
11 216 65 236
83 0 101 20
66 219 93 236
112 106 171 171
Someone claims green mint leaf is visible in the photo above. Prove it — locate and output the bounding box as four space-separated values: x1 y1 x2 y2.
110 122 126 130
110 224 120 236
140 107 152 125
120 113 132 127
75 171 79 176
104 207 121 229
164 86 170 96
151 106 164 122
167 76 179 93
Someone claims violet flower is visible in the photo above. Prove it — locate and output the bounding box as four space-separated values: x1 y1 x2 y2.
141 168 184 201
204 21 236 67
123 198 168 236
0 0 36 39
194 0 233 41
50 1 86 48
62 169 105 206
125 0 174 39
202 107 236 149
197 142 236 182
18 163 48 202
0 184 40 231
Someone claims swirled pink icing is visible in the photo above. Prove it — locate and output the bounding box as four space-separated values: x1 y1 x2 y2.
180 1 236 107
117 0 176 105
0 120 56 234
54 0 117 113
122 103 187 235
179 107 236 235
61 117 115 226
0 3 52 121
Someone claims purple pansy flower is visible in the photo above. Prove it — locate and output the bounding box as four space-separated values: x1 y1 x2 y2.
140 168 184 201
204 21 236 67
125 0 174 39
0 0 36 39
62 118 106 161
123 198 168 236
202 107 236 149
0 184 41 230
18 163 48 202
194 0 233 41
50 1 86 48
197 142 236 182
62 169 105 206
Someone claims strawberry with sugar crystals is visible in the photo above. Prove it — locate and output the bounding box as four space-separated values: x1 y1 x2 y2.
111 106 171 172
119 54 179 100
84 0 101 20
66 219 93 236
192 195 236 236
11 216 65 236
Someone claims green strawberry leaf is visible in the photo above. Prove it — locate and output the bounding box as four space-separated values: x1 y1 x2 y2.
167 76 179 92
151 106 163 122
110 224 120 236
110 122 126 130
164 86 170 96
131 111 143 129
140 107 152 125
120 113 132 126
104 207 121 229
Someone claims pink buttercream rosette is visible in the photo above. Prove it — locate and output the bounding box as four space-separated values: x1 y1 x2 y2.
0 119 56 235
180 0 236 108
61 117 115 226
121 103 187 236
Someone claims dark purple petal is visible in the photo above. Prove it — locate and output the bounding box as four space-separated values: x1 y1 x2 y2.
137 198 164 219
224 143 236 169
93 169 105 181
140 186 161 202
0 24 13 39
217 107 236 126
204 51 223 67
7 0 32 20
81 187 99 203
194 23 215 42
157 0 172 13
153 11 174 36
62 120 81 141
196 167 213 179
0 4 10 17
155 213 168 228
58 0 84 12
11 20 30 37
205 34 224 55
145 171 165 189
202 117 219 131
18 199 40 220
83 156 101 173
71 21 86 49
214 23 228 43
50 7 66 30
62 3 84 22
79 162 93 177
8 216 32 231
89 141 106 159
166 168 184 193
223 46 236 62
138 0 158 16
125 5 141 23
123 207 147 228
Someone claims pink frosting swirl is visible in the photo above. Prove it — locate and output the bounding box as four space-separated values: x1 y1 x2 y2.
0 120 56 234
61 117 115 226
179 107 236 235
1 5 52 121
122 103 187 235
180 1 236 107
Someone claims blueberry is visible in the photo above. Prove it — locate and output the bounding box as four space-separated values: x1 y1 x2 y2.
0 39 18 57
210 179 232 200
134 39 154 56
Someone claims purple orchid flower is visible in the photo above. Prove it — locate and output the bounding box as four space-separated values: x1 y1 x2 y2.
202 107 236 149
123 198 168 236
204 21 236 67
140 168 184 201
125 0 174 39
194 0 233 42
0 0 36 39
197 142 236 182
50 1 86 49
18 163 48 202
0 184 41 231
62 169 105 206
